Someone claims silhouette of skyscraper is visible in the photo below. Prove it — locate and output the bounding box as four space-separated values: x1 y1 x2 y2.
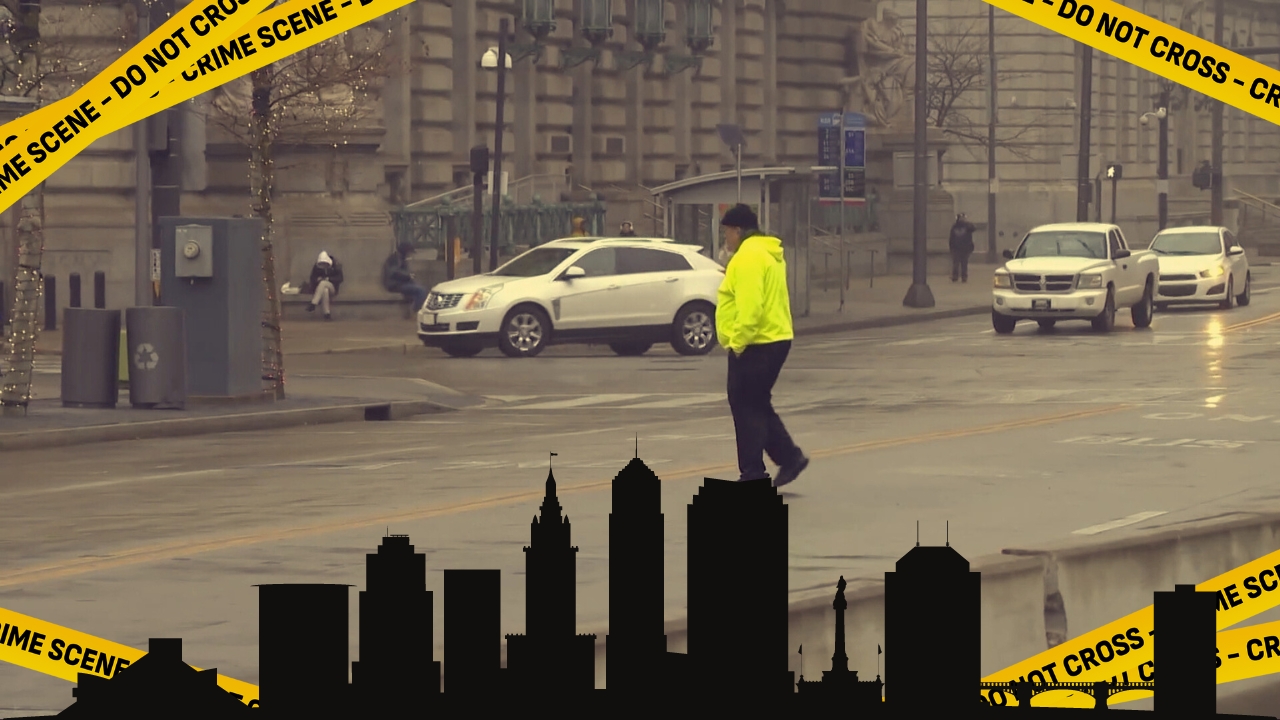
606 457 666 694
257 584 351 716
351 535 441 705
444 569 502 695
1155 584 1217 716
687 477 792 696
884 537 979 714
797 577 883 705
505 468 597 693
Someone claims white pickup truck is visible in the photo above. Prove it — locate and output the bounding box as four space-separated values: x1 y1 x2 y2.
992 222 1160 334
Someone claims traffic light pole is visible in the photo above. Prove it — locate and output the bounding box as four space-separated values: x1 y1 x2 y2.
1110 172 1118 224
1210 0 1224 226
1158 87 1169 231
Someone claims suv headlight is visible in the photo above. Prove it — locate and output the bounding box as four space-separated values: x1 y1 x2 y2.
993 273 1011 288
1077 273 1103 289
1199 265 1225 279
464 284 504 310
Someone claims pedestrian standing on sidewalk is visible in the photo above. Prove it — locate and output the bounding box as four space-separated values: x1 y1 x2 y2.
716 204 810 488
949 212 977 283
304 251 343 320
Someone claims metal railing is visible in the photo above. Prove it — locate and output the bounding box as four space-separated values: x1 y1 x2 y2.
391 199 609 255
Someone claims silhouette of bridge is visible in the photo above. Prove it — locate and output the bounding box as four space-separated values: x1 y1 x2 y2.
979 680 1157 709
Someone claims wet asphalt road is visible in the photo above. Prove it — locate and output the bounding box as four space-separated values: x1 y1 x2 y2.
7 276 1280 714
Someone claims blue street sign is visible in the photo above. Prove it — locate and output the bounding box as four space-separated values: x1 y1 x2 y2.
818 112 866 204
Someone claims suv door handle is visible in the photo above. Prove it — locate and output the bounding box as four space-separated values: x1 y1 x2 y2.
665 277 679 283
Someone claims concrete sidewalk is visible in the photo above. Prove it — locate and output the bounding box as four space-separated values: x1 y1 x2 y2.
0 374 478 452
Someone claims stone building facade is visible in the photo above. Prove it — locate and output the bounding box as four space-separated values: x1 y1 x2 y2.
4 0 1279 312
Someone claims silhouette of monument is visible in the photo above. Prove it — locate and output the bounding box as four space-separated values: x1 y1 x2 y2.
58 638 250 717
606 456 667 694
1155 584 1217 716
350 534 441 706
796 576 883 705
444 569 502 695
504 467 597 693
257 583 351 716
687 477 793 696
884 529 979 715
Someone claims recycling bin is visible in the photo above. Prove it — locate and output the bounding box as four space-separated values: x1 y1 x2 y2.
125 306 187 409
60 308 121 408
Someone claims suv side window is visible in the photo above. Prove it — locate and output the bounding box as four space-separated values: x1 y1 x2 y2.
572 248 618 276
618 247 693 274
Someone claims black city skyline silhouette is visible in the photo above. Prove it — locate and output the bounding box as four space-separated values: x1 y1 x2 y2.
4 454 1277 717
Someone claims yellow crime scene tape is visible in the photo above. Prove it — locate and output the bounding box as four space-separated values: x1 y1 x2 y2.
0 0 410 216
983 0 1280 128
980 547 1280 707
0 606 260 704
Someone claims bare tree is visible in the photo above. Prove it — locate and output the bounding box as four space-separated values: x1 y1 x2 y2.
924 20 1045 161
0 0 124 415
204 23 392 400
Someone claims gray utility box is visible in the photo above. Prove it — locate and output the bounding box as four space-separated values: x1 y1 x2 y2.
61 308 121 408
126 306 187 409
157 217 265 399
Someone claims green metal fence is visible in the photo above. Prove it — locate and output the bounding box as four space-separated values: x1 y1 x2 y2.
391 199 609 254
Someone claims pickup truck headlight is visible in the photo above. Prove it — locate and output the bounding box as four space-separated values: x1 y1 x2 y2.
1077 273 1104 289
993 273 1011 288
464 284 505 310
1199 265 1225 279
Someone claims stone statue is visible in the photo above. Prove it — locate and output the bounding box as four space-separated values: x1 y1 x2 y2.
839 8 914 128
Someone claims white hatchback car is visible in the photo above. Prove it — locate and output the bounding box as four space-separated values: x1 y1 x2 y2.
417 237 723 358
1149 226 1252 310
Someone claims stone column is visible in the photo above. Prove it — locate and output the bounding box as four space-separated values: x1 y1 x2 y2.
762 0 779 165
673 0 692 176
383 7 412 204
514 22 538 181
625 0 644 184
452 0 477 161
719 0 739 167
571 0 595 190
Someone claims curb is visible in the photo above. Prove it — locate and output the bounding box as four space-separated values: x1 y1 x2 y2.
793 304 990 337
0 399 458 452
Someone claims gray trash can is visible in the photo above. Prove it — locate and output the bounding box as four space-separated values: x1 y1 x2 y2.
61 308 121 408
125 306 187 409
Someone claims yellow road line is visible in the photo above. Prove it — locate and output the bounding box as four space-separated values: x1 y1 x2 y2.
1223 311 1280 333
0 403 1132 588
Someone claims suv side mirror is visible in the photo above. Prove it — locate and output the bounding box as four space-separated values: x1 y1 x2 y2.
560 266 586 281
1228 245 1245 256
1002 249 1014 260
1113 248 1132 260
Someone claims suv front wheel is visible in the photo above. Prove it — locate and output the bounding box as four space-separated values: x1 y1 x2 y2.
498 306 552 358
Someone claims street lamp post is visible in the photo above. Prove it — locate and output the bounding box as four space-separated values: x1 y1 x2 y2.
1140 101 1169 231
1210 0 1224 226
902 0 934 308
486 19 512 272
1076 44 1093 222
986 3 997 264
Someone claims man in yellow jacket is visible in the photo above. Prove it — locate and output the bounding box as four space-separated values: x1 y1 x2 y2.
716 204 809 487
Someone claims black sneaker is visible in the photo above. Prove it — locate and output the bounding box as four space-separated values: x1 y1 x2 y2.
773 454 810 488
306 303 316 312
324 313 332 321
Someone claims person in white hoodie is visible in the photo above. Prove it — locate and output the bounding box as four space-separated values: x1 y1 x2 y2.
305 251 344 320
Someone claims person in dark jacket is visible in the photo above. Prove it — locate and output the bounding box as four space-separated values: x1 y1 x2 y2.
305 251 344 320
383 241 428 312
948 212 977 283
619 221 637 237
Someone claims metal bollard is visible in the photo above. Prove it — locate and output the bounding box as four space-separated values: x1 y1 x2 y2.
43 274 56 331
94 271 106 309
69 272 82 308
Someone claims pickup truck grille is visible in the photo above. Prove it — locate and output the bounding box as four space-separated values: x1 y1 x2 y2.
425 292 464 311
1013 274 1076 293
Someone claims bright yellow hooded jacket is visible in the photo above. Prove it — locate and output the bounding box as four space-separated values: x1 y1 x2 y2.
716 231 794 354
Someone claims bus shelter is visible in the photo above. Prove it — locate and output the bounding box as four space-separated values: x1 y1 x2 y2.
651 167 815 317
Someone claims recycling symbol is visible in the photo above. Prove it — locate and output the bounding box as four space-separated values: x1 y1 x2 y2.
134 343 159 370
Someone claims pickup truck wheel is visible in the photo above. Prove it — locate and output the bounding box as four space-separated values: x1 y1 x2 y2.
992 310 1017 334
1037 320 1056 331
1221 277 1237 310
1239 273 1252 307
1091 288 1116 332
1131 278 1154 329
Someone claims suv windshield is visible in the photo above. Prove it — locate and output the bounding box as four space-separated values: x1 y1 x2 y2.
1016 231 1107 259
1150 232 1222 256
491 247 579 277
